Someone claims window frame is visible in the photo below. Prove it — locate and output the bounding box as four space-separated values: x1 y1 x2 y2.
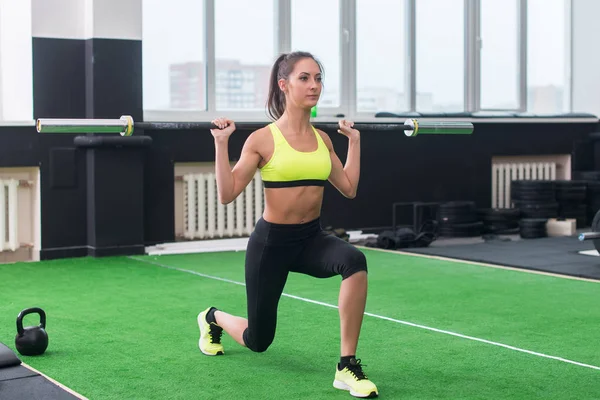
141 0 574 123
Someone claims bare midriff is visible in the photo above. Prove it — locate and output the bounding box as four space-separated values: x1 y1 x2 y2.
262 186 324 224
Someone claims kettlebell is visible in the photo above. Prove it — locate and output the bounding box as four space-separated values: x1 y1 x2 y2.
15 307 49 356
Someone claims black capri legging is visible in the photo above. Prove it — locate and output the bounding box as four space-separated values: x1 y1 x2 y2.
242 217 368 353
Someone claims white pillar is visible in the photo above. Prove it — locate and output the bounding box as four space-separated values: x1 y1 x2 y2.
32 0 141 40
0 0 33 121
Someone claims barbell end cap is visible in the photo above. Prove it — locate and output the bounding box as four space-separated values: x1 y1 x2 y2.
120 115 134 136
403 119 418 137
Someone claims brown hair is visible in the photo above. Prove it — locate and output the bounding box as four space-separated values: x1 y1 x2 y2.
266 51 324 120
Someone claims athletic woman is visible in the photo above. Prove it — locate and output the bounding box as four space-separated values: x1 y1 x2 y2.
198 51 378 399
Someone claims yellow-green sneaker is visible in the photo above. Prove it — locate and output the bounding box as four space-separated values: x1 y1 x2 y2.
333 358 378 398
197 307 224 356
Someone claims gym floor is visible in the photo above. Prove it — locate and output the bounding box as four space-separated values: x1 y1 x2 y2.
0 244 598 399
396 230 600 280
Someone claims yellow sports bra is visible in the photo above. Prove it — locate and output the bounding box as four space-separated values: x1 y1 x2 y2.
260 123 332 188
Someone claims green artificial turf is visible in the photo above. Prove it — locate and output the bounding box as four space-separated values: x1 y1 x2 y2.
0 249 598 399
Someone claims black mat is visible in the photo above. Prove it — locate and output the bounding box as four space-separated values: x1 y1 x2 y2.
0 343 20 369
402 235 600 280
0 373 80 400
0 345 81 400
0 364 38 381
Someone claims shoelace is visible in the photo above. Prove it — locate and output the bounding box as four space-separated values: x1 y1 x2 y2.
208 323 223 344
346 359 368 380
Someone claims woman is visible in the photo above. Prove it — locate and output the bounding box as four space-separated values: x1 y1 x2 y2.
198 51 378 399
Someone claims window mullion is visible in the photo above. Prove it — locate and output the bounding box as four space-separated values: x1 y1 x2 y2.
518 0 527 112
343 0 357 119
205 0 216 114
275 0 291 55
406 0 416 112
465 0 480 112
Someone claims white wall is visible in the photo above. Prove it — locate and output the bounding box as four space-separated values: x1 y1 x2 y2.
571 0 600 116
32 0 141 40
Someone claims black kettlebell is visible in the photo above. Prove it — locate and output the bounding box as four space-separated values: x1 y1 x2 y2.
15 307 49 356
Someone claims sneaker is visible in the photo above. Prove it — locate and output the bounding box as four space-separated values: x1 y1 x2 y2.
197 307 224 356
333 358 378 398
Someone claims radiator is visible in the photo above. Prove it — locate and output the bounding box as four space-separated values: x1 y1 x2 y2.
492 162 556 208
183 172 264 240
0 179 19 251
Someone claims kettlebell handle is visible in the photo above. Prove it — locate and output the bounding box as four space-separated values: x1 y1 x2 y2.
16 307 46 335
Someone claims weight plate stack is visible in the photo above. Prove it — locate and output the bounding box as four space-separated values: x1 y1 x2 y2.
512 201 559 218
511 180 558 219
519 218 548 239
437 201 483 237
554 180 588 227
476 208 521 234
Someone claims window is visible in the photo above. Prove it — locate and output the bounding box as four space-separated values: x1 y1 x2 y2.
215 0 275 112
291 0 340 109
142 0 206 112
480 0 520 110
140 0 574 120
527 0 569 114
0 0 32 121
416 0 464 112
356 0 408 113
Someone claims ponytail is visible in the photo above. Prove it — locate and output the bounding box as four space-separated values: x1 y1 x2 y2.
266 51 323 121
267 53 287 121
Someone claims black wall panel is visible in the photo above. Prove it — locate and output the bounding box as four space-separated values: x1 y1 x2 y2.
32 38 86 119
0 121 597 256
85 39 143 120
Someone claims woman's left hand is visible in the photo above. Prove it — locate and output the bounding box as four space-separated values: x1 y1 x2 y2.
337 119 360 140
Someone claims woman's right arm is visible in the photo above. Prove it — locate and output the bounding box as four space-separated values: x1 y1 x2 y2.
212 118 262 205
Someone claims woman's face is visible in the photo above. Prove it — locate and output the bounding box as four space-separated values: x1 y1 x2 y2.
280 57 322 110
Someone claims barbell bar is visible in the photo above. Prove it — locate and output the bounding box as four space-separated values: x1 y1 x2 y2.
578 209 600 255
578 232 600 241
36 115 474 137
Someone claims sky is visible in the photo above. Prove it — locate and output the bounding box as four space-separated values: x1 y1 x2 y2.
141 0 568 111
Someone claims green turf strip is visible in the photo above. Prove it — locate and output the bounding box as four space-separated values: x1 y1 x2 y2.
0 249 597 399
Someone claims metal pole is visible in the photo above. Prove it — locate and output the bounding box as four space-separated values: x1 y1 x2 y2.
578 232 600 241
36 115 474 136
36 115 134 136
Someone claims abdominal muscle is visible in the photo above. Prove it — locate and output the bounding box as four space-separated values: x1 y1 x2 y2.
261 186 324 224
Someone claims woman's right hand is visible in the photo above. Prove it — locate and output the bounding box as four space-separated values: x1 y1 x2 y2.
210 117 236 140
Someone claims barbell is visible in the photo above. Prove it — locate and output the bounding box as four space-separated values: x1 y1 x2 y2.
578 210 600 253
35 115 474 137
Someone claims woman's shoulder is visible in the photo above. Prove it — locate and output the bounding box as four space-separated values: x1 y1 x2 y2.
313 127 333 149
245 125 274 150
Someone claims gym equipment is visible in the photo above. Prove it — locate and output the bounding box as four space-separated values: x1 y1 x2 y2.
36 115 474 137
323 226 350 242
579 209 600 253
511 180 559 219
477 208 520 234
437 201 484 237
519 218 548 239
374 223 437 250
14 308 48 356
37 115 134 137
